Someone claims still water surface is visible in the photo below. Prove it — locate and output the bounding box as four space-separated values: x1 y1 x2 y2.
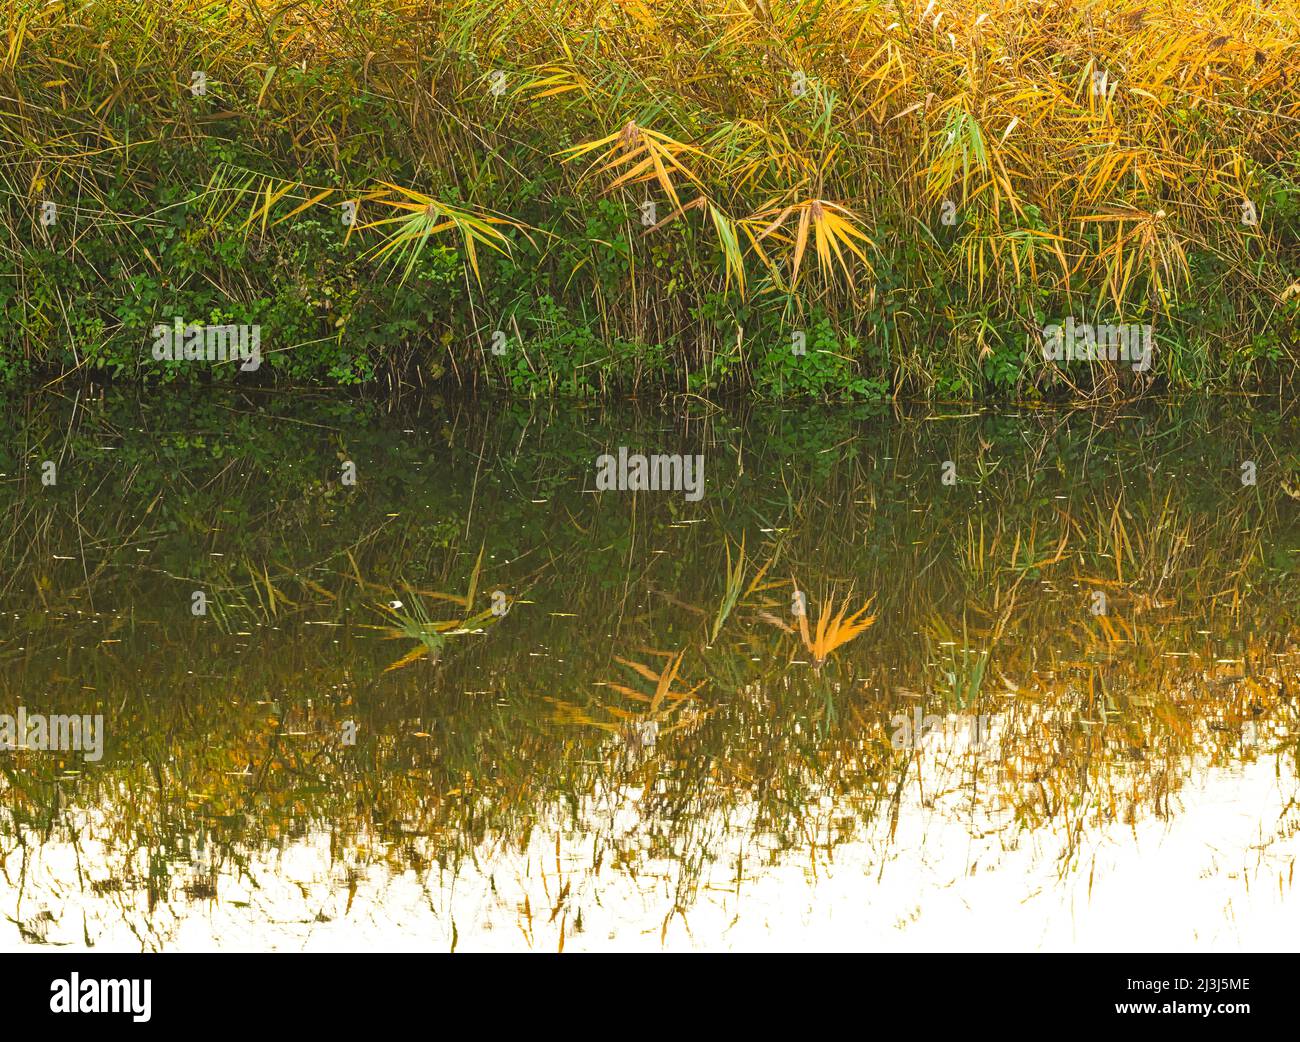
1 391 1297 950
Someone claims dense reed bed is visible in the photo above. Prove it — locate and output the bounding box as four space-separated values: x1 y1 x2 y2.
2 0 1298 397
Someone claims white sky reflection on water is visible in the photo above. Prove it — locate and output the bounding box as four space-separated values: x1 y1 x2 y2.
4 741 1297 952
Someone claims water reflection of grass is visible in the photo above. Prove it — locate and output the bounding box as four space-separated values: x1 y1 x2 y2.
0 391 1296 942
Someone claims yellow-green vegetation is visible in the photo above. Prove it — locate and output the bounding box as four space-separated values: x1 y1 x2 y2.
2 0 1298 397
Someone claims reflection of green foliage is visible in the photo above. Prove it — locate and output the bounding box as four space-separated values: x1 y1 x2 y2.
0 391 1297 943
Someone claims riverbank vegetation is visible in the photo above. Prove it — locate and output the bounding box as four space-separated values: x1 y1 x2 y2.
2 0 1298 398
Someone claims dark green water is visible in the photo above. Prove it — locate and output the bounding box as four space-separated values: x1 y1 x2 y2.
1 390 1297 950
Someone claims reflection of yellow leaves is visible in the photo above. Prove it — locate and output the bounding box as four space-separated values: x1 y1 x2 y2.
544 696 619 732
550 651 707 741
801 593 877 667
613 656 662 684
758 609 795 634
615 650 704 715
711 536 776 642
384 643 436 673
603 683 652 702
371 549 505 673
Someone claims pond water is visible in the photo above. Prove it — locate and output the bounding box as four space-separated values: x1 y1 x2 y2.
1 390 1297 951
